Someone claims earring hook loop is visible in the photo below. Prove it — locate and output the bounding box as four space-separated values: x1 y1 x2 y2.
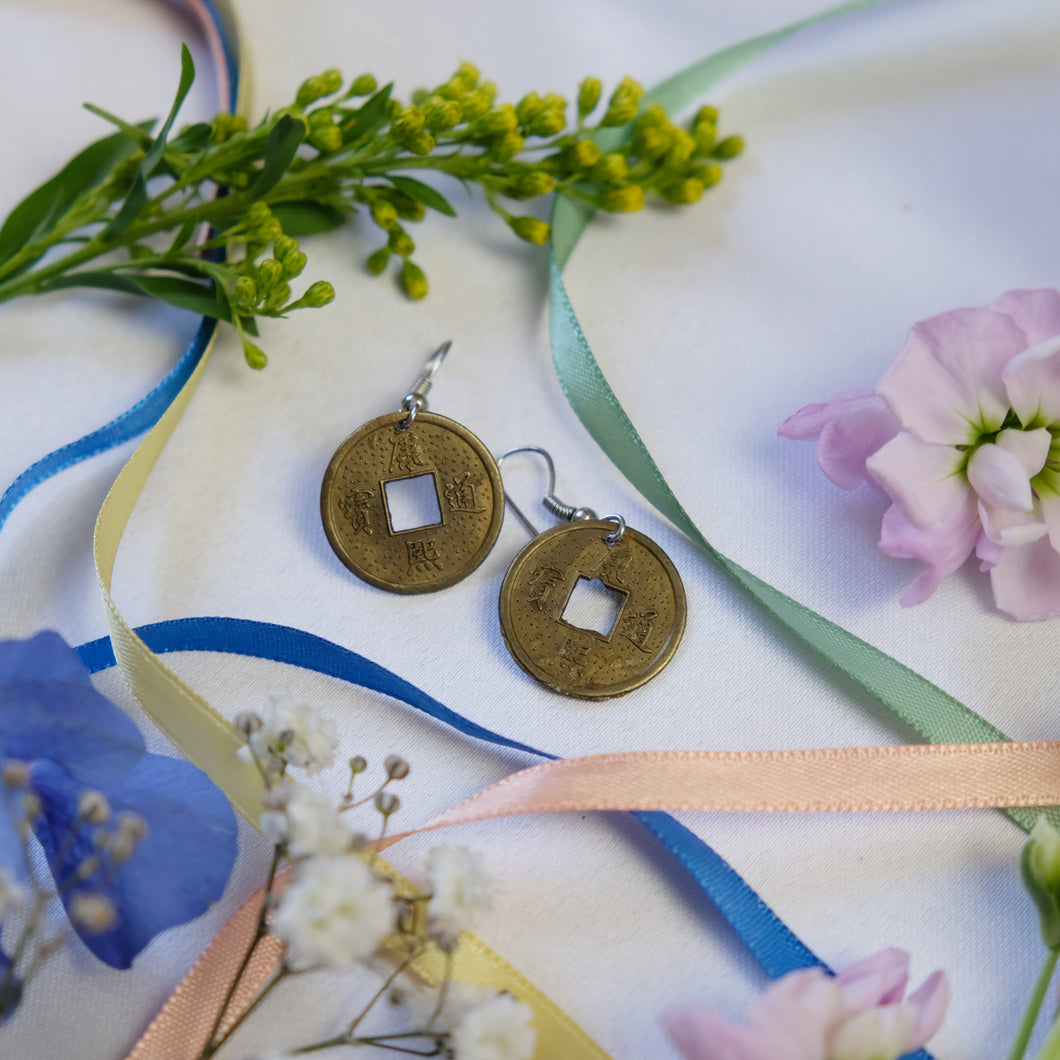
398 339 453 429
496 446 597 538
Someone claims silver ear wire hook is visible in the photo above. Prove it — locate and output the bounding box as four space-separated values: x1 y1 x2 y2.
496 446 601 538
397 339 452 430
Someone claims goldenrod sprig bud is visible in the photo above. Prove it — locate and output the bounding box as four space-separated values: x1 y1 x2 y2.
516 92 544 126
347 73 378 97
242 338 267 370
273 235 299 262
505 170 557 200
211 112 247 143
661 128 696 172
405 130 436 155
473 103 518 138
598 185 644 212
508 215 550 245
489 131 524 163
280 249 307 279
712 135 745 160
692 121 717 156
296 69 343 108
263 282 291 313
300 280 335 307
400 260 428 300
423 97 463 131
461 88 493 121
660 177 705 205
577 77 602 119
566 139 602 171
592 153 629 185
370 199 399 230
392 105 426 140
529 94 567 137
233 276 257 314
366 247 391 275
691 162 723 188
256 258 283 296
631 125 670 160
388 227 415 257
600 76 643 127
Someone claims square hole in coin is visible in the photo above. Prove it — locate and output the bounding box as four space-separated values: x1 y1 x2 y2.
384 473 443 533
561 576 627 638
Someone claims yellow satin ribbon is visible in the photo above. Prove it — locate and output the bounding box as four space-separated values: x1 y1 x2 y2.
93 2 609 1055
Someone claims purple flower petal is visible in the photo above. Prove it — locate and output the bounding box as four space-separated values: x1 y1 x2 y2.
30 754 237 969
967 444 1034 512
878 307 1028 444
989 535 1060 620
778 390 878 441
996 427 1051 478
1003 336 1060 429
817 405 901 491
836 947 910 1010
990 288 1060 345
905 971 950 1050
867 432 972 531
977 499 1047 549
662 1005 756 1060
0 633 143 786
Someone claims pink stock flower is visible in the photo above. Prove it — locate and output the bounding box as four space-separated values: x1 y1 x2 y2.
780 289 1060 619
662 949 948 1060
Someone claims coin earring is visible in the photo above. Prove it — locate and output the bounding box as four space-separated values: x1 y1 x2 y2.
496 446 686 700
320 341 504 593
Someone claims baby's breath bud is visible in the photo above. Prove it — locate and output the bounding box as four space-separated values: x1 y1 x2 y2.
349 73 378 96
405 130 436 156
474 103 518 138
661 177 705 205
77 791 110 825
256 258 283 296
300 281 335 308
349 755 369 775
577 77 602 119
515 92 544 126
309 124 342 153
236 711 263 737
297 69 342 108
1 761 30 789
400 260 428 300
116 812 149 843
423 98 463 131
567 139 602 171
489 131 524 163
508 216 551 246
21 792 41 821
281 249 307 280
693 121 716 155
712 135 745 160
384 755 410 780
662 128 696 172
461 88 493 121
108 833 137 864
70 893 116 934
366 247 391 275
392 105 426 140
375 791 400 817
600 76 643 127
371 199 399 230
507 170 557 199
243 338 268 370
388 229 415 257
598 185 645 212
76 854 101 881
592 153 628 185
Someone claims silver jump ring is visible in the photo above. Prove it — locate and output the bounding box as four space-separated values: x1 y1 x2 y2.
602 514 626 546
397 392 426 431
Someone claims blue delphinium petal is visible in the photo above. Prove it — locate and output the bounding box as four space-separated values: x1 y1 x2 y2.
0 633 144 785
0 793 26 882
30 754 238 969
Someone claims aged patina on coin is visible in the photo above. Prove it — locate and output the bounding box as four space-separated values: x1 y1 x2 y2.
321 411 504 593
498 520 686 699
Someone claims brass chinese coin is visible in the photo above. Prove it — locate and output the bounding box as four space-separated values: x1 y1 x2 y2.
498 520 686 699
321 411 504 593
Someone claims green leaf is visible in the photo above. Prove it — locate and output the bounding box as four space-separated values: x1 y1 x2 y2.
247 115 305 198
82 104 156 149
167 122 212 153
386 175 456 217
103 44 196 240
238 314 259 337
168 218 199 252
37 269 231 321
270 200 347 235
341 83 393 145
0 125 151 267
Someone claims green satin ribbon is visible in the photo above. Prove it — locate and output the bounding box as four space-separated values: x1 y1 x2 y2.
547 0 1054 834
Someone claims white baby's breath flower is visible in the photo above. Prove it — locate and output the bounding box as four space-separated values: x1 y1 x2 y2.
285 786 350 858
427 845 491 938
272 855 395 968
408 981 494 1034
259 810 288 847
237 694 338 776
451 993 535 1060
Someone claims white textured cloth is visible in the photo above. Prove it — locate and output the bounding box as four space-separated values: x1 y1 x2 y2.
2 0 1059 1056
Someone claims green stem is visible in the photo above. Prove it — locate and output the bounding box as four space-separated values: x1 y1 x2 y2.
1009 947 1060 1060
1032 1008 1060 1060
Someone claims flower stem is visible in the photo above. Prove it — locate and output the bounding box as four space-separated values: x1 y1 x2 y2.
1009 947 1060 1060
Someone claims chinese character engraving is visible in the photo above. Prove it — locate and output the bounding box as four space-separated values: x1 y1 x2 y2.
526 566 565 611
339 488 374 535
620 609 657 653
406 538 443 577
388 431 428 474
556 635 592 677
443 471 486 514
591 546 634 588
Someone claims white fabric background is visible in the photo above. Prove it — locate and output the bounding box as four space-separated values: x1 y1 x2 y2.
2 0 1059 1056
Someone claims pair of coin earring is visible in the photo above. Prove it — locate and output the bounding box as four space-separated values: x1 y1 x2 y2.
320 341 505 593
495 447 686 700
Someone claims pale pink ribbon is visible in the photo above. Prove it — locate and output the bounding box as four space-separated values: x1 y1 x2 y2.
124 737 1060 1059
